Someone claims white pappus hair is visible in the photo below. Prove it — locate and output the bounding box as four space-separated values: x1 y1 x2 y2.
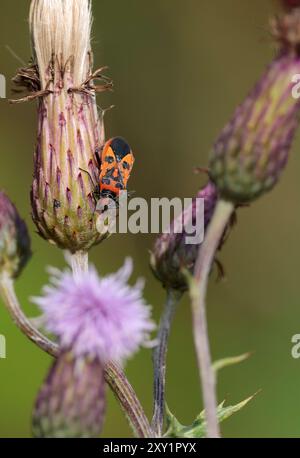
29 0 93 87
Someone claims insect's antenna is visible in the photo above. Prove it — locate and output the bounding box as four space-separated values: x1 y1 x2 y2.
79 168 97 188
5 45 26 66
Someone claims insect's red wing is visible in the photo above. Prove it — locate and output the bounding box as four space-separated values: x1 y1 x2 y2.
99 142 119 194
119 152 135 189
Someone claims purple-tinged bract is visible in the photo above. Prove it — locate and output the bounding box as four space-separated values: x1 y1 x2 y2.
33 351 106 438
0 191 31 278
151 181 221 292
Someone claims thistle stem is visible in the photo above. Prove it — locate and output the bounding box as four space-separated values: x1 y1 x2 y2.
105 362 154 438
191 199 234 439
70 250 89 277
70 251 154 438
0 272 58 357
152 289 181 437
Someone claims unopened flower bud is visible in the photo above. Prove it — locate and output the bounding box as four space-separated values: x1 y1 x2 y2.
281 0 300 10
0 192 31 278
32 351 106 438
210 9 300 204
150 182 220 292
24 0 112 252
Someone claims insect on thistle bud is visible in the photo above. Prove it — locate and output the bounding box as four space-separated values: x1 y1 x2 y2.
23 0 113 252
151 181 226 292
0 192 31 279
209 9 300 204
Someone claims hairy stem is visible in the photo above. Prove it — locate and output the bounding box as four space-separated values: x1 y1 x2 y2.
105 361 153 438
70 251 154 438
151 289 181 437
0 272 58 357
191 199 234 438
70 250 89 277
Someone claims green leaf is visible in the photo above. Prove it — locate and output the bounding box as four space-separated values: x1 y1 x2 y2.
165 393 257 438
213 352 251 375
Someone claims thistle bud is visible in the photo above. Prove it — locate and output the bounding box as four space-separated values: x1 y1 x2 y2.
281 0 300 10
24 0 112 252
0 192 31 278
33 351 106 438
209 9 300 204
150 182 220 292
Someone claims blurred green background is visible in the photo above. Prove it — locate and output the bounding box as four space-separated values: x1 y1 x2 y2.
0 0 299 438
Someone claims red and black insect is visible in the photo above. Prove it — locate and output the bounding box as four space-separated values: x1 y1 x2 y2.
98 137 135 199
81 137 135 205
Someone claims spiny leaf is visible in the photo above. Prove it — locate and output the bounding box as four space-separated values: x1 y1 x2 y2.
165 393 257 438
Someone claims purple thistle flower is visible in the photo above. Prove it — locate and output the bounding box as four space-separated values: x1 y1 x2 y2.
32 258 155 364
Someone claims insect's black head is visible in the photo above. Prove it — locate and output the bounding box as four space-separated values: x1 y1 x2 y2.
110 137 131 161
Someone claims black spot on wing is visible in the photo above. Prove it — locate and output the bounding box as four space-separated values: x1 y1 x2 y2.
122 161 130 170
105 156 115 164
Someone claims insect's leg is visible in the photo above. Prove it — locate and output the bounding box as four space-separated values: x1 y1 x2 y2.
79 167 97 188
95 148 102 168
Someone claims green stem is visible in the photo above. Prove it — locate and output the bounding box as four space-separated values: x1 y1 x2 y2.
70 250 89 277
151 289 181 437
105 361 154 438
70 251 154 438
0 272 58 357
190 199 234 439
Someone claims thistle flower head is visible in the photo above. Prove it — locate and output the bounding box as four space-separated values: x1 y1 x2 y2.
32 259 155 364
151 181 220 292
0 192 31 278
26 0 112 252
209 10 300 204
